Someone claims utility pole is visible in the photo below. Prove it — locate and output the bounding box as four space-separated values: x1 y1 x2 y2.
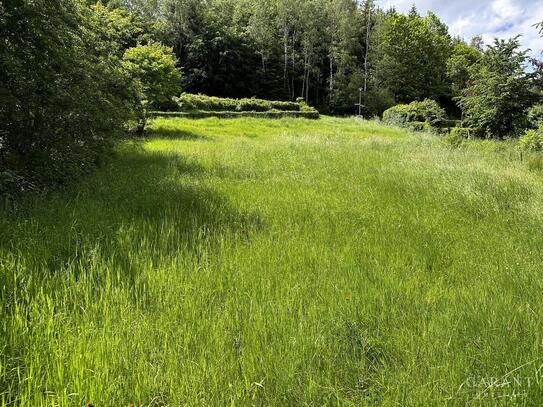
355 88 363 117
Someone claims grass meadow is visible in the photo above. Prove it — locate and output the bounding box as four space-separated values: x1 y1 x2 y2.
2 117 543 405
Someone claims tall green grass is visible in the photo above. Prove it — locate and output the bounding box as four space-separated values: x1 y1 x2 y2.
2 117 543 405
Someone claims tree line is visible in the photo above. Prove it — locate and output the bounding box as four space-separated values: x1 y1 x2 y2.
1 0 542 195
102 0 541 116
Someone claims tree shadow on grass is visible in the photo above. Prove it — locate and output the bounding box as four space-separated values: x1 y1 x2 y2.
0 142 268 403
146 126 211 141
0 142 263 300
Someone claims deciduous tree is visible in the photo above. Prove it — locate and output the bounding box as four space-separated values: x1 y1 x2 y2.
457 38 536 138
122 43 182 134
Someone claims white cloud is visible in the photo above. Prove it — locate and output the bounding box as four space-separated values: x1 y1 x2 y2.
376 0 543 58
491 0 522 20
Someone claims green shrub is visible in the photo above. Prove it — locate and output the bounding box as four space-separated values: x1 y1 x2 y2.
298 101 318 113
175 93 307 113
518 127 543 152
237 98 270 112
176 93 235 111
0 0 134 196
270 101 301 111
148 110 319 119
528 105 543 129
383 99 446 127
382 104 408 126
436 119 461 128
456 38 536 139
407 121 431 132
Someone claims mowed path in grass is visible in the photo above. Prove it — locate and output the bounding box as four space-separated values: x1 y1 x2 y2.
2 117 543 405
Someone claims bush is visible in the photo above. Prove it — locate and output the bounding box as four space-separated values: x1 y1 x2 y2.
148 110 319 119
298 101 318 114
436 119 461 129
270 101 301 111
175 93 309 113
528 105 543 129
382 105 408 126
179 94 239 111
456 38 536 139
0 0 134 196
407 122 431 132
518 127 543 152
237 98 271 112
383 99 446 127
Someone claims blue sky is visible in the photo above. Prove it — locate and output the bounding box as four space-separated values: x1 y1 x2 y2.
378 0 543 58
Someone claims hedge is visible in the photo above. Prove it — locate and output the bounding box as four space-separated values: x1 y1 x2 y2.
175 93 307 113
148 110 320 119
382 100 473 136
382 99 446 127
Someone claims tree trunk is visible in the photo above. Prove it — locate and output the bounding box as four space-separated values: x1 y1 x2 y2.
283 26 288 89
291 37 296 100
305 56 310 102
135 103 147 137
364 1 372 93
136 117 146 137
301 53 307 99
329 53 334 94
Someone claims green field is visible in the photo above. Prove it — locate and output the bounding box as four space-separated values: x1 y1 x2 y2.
2 117 543 405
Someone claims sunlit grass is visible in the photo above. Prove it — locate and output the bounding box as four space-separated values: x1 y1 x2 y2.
1 116 543 405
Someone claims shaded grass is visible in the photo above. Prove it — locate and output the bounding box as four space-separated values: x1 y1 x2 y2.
2 117 543 405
